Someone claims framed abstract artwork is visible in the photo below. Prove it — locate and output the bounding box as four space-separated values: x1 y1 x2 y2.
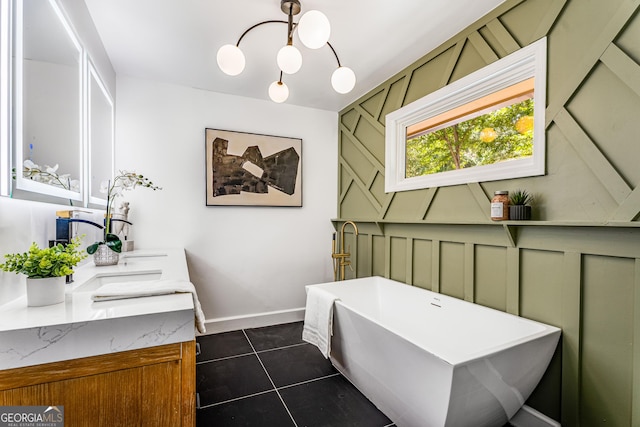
205 128 302 206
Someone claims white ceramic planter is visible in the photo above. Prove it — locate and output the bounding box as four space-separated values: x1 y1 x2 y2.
93 244 120 266
26 276 66 307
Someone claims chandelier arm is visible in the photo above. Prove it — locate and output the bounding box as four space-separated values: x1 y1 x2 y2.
287 5 294 45
236 20 289 47
326 41 342 68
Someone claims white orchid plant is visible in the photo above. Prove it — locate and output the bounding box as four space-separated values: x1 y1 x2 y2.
86 171 161 255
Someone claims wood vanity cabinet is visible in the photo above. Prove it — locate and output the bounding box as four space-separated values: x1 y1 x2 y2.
0 340 195 427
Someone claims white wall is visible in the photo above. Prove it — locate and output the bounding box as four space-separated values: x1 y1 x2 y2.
115 76 338 332
59 0 116 94
0 197 104 304
0 0 112 305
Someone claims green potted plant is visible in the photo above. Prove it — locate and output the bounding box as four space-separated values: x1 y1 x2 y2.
0 236 86 306
509 189 533 220
86 171 161 266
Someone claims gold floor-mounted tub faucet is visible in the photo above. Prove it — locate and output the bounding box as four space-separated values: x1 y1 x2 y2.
332 220 359 281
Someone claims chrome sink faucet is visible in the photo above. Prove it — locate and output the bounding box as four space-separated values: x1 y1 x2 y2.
51 213 104 284
55 217 104 245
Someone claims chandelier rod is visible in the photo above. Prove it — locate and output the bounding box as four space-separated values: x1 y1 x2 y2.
286 3 294 45
235 20 288 47
234 20 342 67
326 41 342 68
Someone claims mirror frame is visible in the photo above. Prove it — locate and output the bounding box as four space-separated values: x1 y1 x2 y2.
385 37 547 192
12 0 85 202
0 0 10 196
1 0 115 205
87 60 113 207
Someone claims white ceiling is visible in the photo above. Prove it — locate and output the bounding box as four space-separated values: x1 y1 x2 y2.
84 0 506 112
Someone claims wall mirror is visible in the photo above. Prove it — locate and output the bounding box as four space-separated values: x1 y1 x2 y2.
385 37 547 192
12 0 84 204
88 62 113 207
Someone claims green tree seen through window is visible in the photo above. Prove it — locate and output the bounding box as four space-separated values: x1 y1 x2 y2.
405 98 534 178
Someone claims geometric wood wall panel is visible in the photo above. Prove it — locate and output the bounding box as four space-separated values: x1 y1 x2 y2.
336 0 640 424
338 0 640 224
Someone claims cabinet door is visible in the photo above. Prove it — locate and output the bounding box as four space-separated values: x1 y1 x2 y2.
0 341 195 427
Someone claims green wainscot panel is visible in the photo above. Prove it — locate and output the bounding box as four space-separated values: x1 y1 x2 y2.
580 255 634 426
474 245 508 312
389 237 407 283
355 234 370 278
439 242 465 299
520 249 565 419
372 235 386 278
412 239 433 290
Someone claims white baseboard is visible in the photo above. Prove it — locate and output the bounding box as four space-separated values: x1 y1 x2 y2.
201 307 305 334
510 405 561 427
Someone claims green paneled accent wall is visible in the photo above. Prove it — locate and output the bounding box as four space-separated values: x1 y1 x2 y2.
336 0 640 424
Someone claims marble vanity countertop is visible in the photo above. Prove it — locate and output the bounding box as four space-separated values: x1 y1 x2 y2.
0 248 196 370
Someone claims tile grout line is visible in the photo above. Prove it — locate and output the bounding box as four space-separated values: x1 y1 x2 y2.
195 351 255 365
195 335 307 365
242 329 300 427
197 328 395 427
276 372 341 392
197 389 274 410
255 341 308 354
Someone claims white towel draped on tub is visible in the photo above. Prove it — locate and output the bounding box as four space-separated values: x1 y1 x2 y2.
91 279 207 334
302 286 339 358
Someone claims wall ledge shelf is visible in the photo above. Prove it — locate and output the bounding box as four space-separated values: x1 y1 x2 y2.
332 218 640 248
332 218 640 228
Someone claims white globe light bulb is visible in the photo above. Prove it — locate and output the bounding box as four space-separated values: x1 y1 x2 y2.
297 10 331 49
277 45 302 74
216 44 245 76
331 66 356 94
268 81 289 103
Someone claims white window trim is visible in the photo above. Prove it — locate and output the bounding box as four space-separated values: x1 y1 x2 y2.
385 37 547 192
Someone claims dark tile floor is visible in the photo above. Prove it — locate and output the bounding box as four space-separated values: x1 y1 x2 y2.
195 321 394 427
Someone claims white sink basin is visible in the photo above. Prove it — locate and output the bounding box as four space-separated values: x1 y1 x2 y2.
72 270 162 293
122 253 167 260
120 253 168 266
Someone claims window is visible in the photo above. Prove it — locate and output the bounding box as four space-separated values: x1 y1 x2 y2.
385 38 546 192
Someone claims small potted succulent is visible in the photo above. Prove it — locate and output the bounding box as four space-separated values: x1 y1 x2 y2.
0 236 87 306
509 189 533 220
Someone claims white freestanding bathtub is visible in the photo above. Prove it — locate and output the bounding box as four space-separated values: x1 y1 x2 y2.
305 276 560 427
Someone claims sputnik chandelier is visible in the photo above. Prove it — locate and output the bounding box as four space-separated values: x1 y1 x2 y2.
216 0 356 103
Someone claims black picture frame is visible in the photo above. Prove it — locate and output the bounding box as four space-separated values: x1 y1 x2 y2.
205 128 302 207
